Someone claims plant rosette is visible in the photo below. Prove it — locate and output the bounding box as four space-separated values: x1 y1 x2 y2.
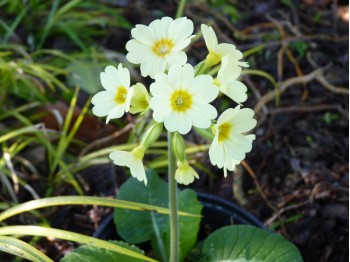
0 14 303 262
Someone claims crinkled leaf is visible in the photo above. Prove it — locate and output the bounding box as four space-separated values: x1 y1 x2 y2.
114 170 168 244
202 225 303 262
60 240 145 262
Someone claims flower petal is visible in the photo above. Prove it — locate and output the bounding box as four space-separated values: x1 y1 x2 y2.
224 133 252 160
223 80 248 104
149 97 171 122
215 43 238 58
140 56 166 78
209 138 225 168
109 150 133 167
125 85 134 112
148 18 163 39
201 24 218 51
217 106 240 125
170 17 194 44
218 56 242 82
231 108 257 133
106 105 125 123
188 104 217 129
130 158 147 185
165 51 187 68
91 90 114 105
126 40 153 64
131 24 156 45
100 66 120 91
91 91 116 117
190 75 218 103
150 74 172 96
167 64 186 90
117 64 130 88
164 112 179 132
177 113 192 134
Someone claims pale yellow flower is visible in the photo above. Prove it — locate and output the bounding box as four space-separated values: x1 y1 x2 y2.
91 65 134 123
149 64 218 134
214 55 248 104
209 106 256 176
201 24 248 68
109 145 147 185
175 160 199 185
126 17 194 78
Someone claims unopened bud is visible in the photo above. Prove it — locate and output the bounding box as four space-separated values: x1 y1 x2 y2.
129 83 151 114
140 122 163 148
194 127 214 141
171 132 186 162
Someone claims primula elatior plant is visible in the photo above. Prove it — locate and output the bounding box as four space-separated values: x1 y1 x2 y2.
87 16 302 262
0 12 302 262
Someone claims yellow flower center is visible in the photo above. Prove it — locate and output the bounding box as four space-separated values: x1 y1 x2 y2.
218 122 232 142
152 38 174 57
170 89 192 112
115 86 128 104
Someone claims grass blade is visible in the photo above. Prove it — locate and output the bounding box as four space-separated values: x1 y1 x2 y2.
0 236 53 262
0 196 200 223
0 226 156 262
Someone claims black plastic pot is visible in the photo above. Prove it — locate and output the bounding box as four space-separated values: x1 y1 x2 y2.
196 192 265 230
93 192 265 240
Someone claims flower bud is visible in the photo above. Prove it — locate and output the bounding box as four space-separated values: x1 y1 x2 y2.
129 83 151 114
171 132 186 162
140 122 163 148
194 127 214 141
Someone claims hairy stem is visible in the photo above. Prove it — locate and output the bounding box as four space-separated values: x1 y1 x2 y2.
168 131 179 262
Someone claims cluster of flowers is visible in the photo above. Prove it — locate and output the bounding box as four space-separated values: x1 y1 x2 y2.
91 17 257 186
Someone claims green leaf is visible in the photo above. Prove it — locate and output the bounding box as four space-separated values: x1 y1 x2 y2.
66 60 103 94
171 189 202 261
202 225 303 262
61 240 145 262
280 0 293 7
10 77 48 103
114 171 203 262
0 226 155 261
0 236 53 262
114 170 169 244
289 41 309 58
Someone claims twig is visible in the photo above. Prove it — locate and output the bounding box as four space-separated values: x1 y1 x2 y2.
254 69 323 114
268 104 343 114
241 160 288 235
241 161 276 212
265 200 310 227
315 74 349 95
78 120 139 157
